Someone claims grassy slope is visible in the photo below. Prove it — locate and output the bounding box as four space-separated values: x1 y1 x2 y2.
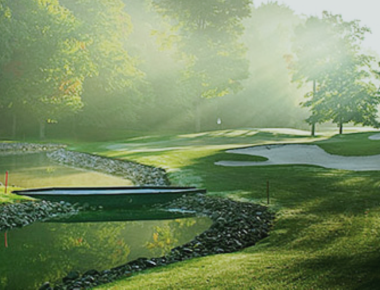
0 186 32 204
44 130 380 288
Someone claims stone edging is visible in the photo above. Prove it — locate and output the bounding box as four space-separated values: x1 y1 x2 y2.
0 143 66 155
0 143 273 290
47 149 170 186
0 201 77 232
48 195 273 290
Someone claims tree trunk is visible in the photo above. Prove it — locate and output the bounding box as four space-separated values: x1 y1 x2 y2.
339 122 343 134
39 120 46 139
311 123 315 137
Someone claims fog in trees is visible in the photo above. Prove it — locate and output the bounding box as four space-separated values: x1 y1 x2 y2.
0 0 379 140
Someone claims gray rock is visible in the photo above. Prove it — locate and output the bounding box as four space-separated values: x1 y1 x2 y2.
47 149 170 186
39 282 52 290
83 269 99 277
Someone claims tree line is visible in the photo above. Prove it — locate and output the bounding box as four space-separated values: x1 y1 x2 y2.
0 0 379 139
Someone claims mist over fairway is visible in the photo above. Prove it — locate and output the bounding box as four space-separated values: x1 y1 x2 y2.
1 1 379 140
2 1 380 289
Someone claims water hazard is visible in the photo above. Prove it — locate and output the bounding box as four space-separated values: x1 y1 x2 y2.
1 213 211 290
0 153 212 289
0 153 133 188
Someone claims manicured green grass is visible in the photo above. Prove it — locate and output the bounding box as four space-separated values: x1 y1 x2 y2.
316 132 380 156
0 186 32 204
52 129 380 289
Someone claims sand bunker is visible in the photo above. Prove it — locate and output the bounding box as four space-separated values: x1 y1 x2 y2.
215 144 380 171
369 133 380 140
255 128 312 136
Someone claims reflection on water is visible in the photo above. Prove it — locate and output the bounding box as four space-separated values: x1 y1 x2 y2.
0 153 213 289
0 153 132 188
0 214 212 290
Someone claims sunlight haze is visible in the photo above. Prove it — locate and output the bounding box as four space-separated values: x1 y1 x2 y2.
3 2 380 289
255 0 380 54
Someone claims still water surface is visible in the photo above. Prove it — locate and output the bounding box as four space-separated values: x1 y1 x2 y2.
0 153 132 188
0 153 212 289
1 214 211 290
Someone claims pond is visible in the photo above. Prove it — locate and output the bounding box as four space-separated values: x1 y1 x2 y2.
0 153 212 289
1 212 211 290
0 153 133 188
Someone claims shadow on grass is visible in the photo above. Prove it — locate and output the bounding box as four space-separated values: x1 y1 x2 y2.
55 131 380 289
275 252 380 290
173 149 380 288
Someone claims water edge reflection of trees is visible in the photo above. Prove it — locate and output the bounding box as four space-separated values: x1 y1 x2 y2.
0 217 211 290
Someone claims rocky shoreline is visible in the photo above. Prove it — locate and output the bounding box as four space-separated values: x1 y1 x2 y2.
0 143 66 155
0 142 169 185
47 195 273 290
0 201 77 232
0 143 274 290
47 149 170 186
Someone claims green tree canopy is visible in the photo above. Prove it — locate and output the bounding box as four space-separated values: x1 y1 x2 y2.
0 0 143 138
0 0 94 138
59 0 144 132
290 12 379 135
152 0 251 131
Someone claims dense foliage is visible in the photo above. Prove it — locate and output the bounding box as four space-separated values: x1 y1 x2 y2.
0 0 93 138
290 12 380 135
0 1 378 139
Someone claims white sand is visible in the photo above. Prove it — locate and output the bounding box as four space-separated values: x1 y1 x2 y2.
369 133 380 140
215 144 380 171
256 128 311 136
